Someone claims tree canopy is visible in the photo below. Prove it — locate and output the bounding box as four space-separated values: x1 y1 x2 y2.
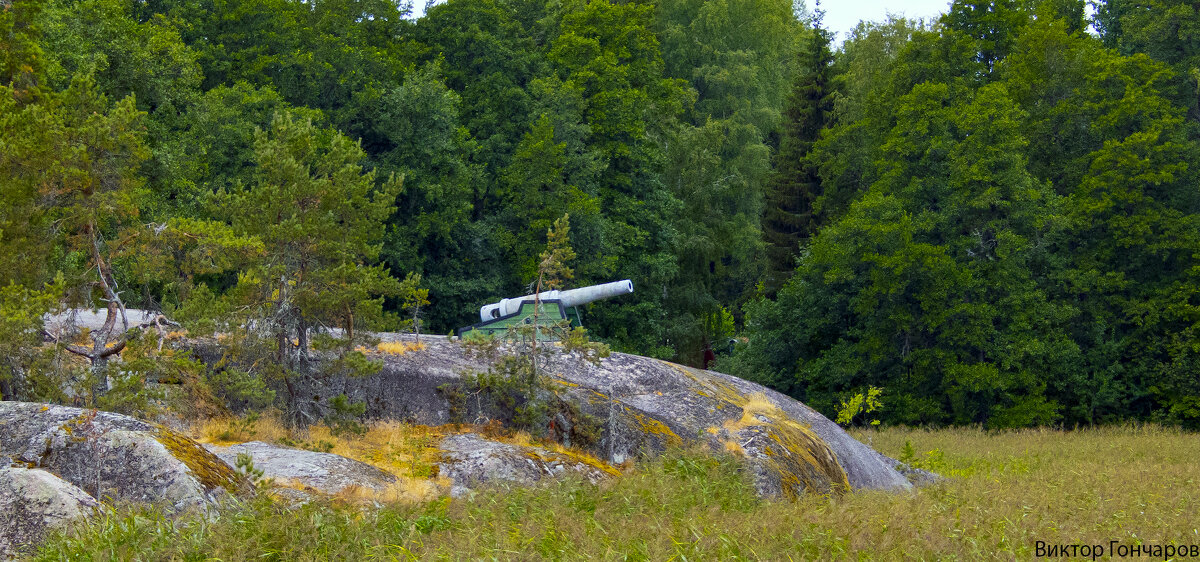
4 0 1200 427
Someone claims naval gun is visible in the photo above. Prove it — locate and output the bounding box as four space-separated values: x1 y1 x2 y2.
457 280 633 339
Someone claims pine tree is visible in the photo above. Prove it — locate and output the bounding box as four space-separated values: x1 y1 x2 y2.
225 112 402 366
762 10 835 295
3 74 151 372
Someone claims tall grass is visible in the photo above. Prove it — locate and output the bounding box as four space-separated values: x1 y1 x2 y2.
33 425 1200 560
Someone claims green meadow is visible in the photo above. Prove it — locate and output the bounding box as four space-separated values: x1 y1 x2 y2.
34 424 1200 561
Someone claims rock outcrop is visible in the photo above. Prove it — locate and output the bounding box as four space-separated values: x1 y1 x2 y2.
437 433 618 497
204 441 397 496
256 335 915 499
38 308 922 500
0 467 98 559
0 402 254 511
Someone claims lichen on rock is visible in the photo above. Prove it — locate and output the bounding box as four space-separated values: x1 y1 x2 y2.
437 433 617 497
0 402 253 512
190 334 926 498
203 441 397 497
0 467 98 559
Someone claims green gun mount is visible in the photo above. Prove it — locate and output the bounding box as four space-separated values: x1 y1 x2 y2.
456 280 634 340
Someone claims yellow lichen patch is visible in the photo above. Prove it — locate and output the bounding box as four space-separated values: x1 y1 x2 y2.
719 394 849 499
723 439 745 455
475 428 621 477
550 378 579 388
723 393 778 431
73 328 91 346
198 415 620 503
705 426 720 435
154 426 254 496
524 446 623 478
192 413 621 500
764 420 850 499
271 477 311 491
368 341 425 355
666 362 745 405
267 477 446 505
624 409 682 446
666 363 851 499
494 429 537 448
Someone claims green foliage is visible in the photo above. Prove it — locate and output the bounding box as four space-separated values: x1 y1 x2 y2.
92 371 160 414
726 2 1200 429
276 436 335 453
398 272 431 341
739 80 1075 427
234 452 268 487
561 327 611 365
222 111 402 361
217 412 261 442
536 214 576 293
0 278 63 399
835 386 882 428
324 394 367 437
1101 0 1200 115
656 0 798 358
895 440 947 473
6 0 1200 429
206 368 276 411
0 0 47 100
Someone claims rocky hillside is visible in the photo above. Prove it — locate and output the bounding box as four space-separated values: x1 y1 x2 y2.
196 334 921 499
0 328 935 556
0 403 254 558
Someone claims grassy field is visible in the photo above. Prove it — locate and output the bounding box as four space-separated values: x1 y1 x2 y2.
32 424 1200 560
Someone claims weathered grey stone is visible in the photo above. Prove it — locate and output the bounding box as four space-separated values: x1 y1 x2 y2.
437 433 617 497
0 467 98 559
191 335 924 498
43 309 160 340
0 402 254 511
203 441 396 496
894 463 945 487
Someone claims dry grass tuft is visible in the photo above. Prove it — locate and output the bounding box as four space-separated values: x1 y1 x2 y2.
193 414 449 486
189 413 617 502
192 412 293 446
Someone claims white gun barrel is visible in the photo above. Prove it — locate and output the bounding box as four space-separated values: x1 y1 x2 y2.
479 280 634 321
555 280 634 307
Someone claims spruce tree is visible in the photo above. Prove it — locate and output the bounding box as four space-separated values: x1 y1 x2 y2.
762 10 835 295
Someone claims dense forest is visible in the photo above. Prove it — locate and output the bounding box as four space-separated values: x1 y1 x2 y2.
2 0 1199 429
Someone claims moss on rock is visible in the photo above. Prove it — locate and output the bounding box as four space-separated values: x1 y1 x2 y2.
154 426 254 497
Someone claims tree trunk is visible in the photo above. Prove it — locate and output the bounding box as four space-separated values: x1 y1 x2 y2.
297 317 309 364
